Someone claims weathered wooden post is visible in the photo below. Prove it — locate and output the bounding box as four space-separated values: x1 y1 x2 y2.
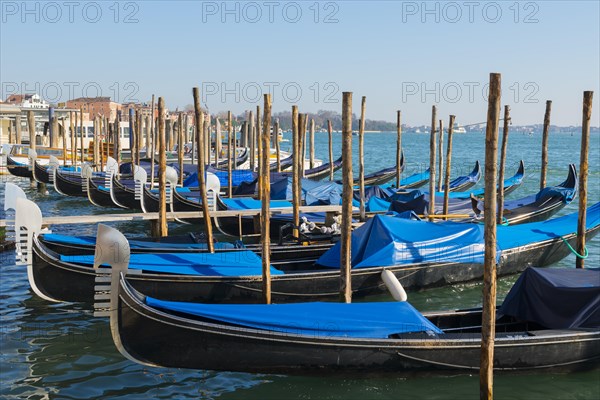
93 117 99 169
205 114 211 164
309 118 315 169
428 106 437 219
243 114 249 149
193 88 215 253
256 105 262 178
69 112 74 164
480 72 501 400
190 114 196 165
128 108 135 163
540 100 552 190
292 106 300 238
298 114 307 178
115 113 121 164
227 111 233 198
328 120 334 181
443 115 455 218
233 117 237 171
437 119 444 191
340 92 353 303
249 110 255 171
136 110 143 165
395 111 402 188
49 107 58 148
79 108 84 163
358 96 366 222
261 94 273 304
61 117 67 166
150 95 156 189
15 114 22 144
576 91 593 269
178 112 184 186
497 106 511 224
151 97 168 238
27 110 36 187
144 115 152 158
216 118 222 167
275 118 281 172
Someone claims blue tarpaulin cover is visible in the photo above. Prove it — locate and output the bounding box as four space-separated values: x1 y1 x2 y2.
496 202 600 250
61 250 283 276
499 267 600 329
221 198 292 210
184 170 257 188
144 299 444 338
316 214 487 268
42 234 236 250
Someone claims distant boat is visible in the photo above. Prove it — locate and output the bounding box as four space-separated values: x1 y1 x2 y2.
453 123 467 134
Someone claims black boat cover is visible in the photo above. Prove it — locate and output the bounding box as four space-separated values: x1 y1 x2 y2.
499 267 600 329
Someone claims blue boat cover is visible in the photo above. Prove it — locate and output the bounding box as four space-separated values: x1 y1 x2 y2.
497 202 600 250
535 184 576 203
398 169 430 187
61 250 282 276
221 198 292 210
144 299 443 338
316 214 487 268
183 170 257 188
42 234 236 250
499 268 600 329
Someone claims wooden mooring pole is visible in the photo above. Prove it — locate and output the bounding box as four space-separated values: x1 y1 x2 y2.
428 106 437 219
298 114 307 179
480 72 501 400
396 111 402 188
309 118 315 169
437 119 444 191
150 95 156 189
292 106 300 239
79 109 84 164
443 115 455 218
576 91 593 269
340 92 353 304
328 120 334 181
497 106 511 224
61 117 67 166
540 100 552 190
27 110 36 187
228 111 233 198
275 119 281 172
358 96 366 222
261 94 273 304
178 113 184 186
152 97 168 238
69 112 75 164
193 88 215 253
249 110 255 171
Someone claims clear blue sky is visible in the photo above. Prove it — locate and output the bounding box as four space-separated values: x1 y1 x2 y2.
1 1 599 126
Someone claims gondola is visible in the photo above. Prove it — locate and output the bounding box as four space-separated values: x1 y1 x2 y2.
22 199 600 304
336 153 405 187
386 163 576 225
304 155 343 180
397 168 430 189
6 154 33 178
444 161 481 192
443 160 525 199
86 173 127 209
53 168 89 198
101 266 600 374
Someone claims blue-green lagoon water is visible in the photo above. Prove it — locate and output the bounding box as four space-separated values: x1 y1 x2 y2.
1 130 599 399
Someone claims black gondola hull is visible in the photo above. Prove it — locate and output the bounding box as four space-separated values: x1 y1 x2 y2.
29 223 599 304
6 155 33 178
115 278 600 374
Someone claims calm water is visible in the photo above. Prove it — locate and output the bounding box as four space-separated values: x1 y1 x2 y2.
1 130 599 399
